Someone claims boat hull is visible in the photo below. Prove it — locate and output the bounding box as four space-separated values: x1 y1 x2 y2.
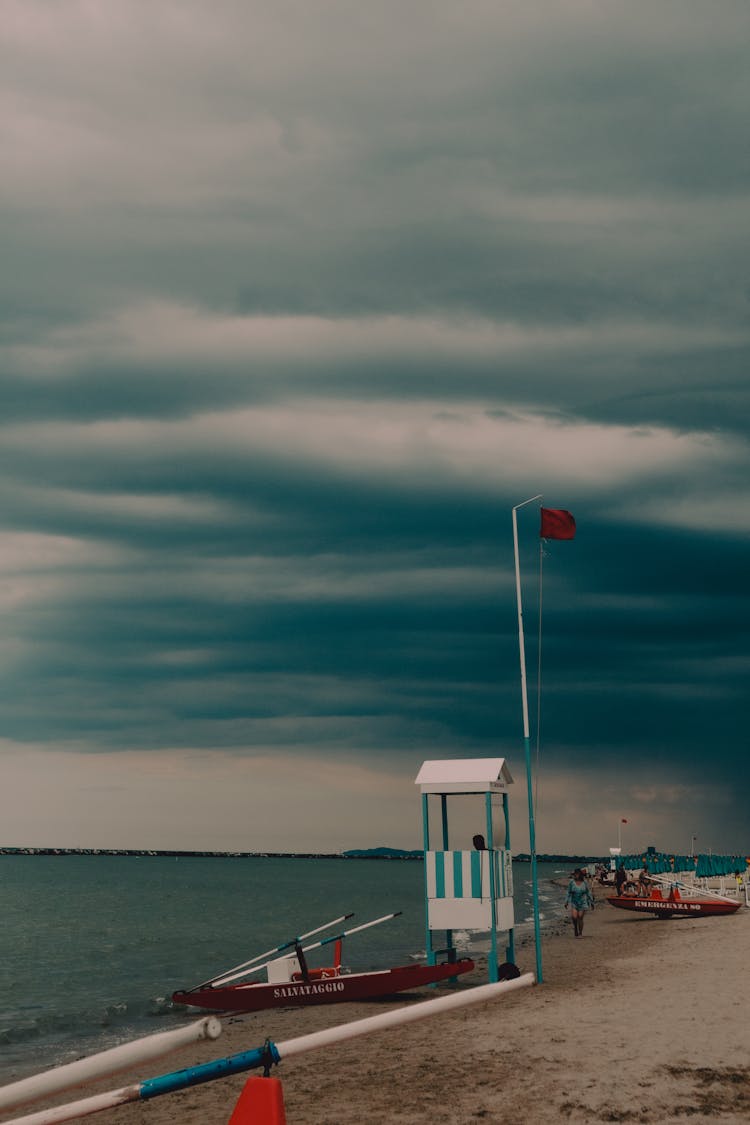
606 895 740 918
173 959 475 1013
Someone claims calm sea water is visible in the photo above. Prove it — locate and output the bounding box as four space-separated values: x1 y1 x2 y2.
0 855 568 1083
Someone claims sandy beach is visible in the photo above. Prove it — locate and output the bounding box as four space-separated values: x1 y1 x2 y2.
7 894 749 1125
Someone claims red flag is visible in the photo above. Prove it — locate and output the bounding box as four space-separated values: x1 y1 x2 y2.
540 508 576 540
621 818 628 824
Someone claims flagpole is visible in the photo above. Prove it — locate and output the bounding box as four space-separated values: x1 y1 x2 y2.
512 493 543 984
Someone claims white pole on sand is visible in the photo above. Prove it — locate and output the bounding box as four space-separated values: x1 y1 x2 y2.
0 1017 222 1114
278 974 534 1059
1 975 535 1125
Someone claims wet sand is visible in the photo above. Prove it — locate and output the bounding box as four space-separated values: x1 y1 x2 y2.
7 892 749 1124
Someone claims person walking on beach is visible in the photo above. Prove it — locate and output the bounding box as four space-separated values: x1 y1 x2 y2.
614 863 627 896
565 868 594 937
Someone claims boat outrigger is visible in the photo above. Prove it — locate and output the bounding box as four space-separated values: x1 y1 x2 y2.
607 874 742 919
172 913 474 1014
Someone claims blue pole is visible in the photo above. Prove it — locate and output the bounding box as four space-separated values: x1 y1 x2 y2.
485 790 498 983
503 791 515 964
140 1042 280 1100
523 733 542 982
440 795 454 962
422 793 435 967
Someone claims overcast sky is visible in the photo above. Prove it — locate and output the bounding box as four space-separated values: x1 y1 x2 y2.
2 1 748 856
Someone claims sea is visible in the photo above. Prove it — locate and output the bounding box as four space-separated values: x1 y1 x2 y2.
0 855 569 1084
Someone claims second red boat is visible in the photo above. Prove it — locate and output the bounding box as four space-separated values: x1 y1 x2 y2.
607 886 741 919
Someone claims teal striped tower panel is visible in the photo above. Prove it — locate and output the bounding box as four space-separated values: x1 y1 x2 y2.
425 849 514 931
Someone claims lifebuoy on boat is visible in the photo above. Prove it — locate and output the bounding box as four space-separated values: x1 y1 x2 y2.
291 967 339 982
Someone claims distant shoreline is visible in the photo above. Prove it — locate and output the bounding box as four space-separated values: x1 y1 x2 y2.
0 847 352 859
0 847 604 862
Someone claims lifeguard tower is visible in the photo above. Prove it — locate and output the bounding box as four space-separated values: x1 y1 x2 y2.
414 757 515 983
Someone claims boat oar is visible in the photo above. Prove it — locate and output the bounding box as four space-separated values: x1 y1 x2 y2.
298 911 403 956
1 974 534 1125
209 911 402 988
647 872 738 905
193 914 354 990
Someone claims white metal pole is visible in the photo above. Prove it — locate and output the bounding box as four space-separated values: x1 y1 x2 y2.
512 495 541 743
512 494 543 984
278 974 535 1059
0 1017 222 1114
0 1087 140 1125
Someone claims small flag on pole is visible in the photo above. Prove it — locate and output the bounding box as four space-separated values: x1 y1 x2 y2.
540 508 576 540
621 818 628 824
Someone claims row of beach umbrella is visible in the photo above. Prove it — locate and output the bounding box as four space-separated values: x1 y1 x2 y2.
616 852 749 877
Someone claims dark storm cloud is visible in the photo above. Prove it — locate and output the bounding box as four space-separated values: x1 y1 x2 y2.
1 0 749 850
3 3 749 324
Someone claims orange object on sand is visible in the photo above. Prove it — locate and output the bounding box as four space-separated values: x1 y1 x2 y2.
227 1075 286 1124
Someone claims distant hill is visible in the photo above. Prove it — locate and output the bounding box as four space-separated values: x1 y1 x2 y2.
341 848 607 862
342 847 423 859
513 853 606 863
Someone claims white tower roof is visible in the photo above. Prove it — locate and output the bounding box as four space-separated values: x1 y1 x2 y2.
414 757 513 794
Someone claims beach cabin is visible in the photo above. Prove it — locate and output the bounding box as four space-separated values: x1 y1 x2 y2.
415 758 515 983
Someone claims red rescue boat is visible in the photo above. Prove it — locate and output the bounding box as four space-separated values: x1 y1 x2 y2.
173 959 474 1013
172 912 475 1014
607 885 741 919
